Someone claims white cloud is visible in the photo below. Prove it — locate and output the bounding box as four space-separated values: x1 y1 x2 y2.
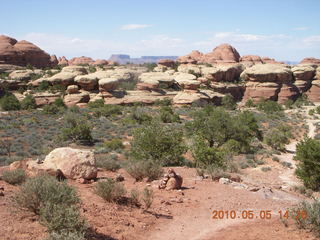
293 27 310 31
121 24 152 30
303 35 320 45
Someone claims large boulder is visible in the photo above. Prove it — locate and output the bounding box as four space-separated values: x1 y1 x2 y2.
202 64 244 82
174 73 199 90
46 66 87 86
240 64 293 83
64 91 90 106
243 82 281 102
292 65 316 81
26 147 97 180
277 84 300 103
307 80 320 102
99 78 119 91
210 82 245 101
177 50 203 64
0 35 54 68
91 59 109 66
58 56 69 66
158 59 176 68
138 72 175 89
9 69 35 81
173 90 211 105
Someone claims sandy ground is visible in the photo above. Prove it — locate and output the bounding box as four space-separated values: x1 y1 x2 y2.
0 107 319 240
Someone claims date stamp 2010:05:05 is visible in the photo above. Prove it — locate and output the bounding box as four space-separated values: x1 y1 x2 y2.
212 210 307 220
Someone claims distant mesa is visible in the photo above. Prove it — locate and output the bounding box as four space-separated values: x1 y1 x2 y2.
0 35 55 68
108 54 178 64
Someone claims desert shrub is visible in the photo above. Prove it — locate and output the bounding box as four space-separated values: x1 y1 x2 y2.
284 99 294 109
26 64 34 70
130 121 187 166
264 124 292 151
36 81 50 91
46 231 85 240
0 93 21 111
188 69 201 78
40 204 87 235
117 79 138 90
43 104 61 115
294 94 313 107
154 98 172 106
143 63 157 72
257 99 283 114
159 106 180 123
261 166 272 172
1 169 26 185
53 98 66 109
60 114 93 144
130 106 153 124
142 187 154 209
94 178 126 202
87 99 104 109
295 138 320 190
291 200 320 236
21 95 37 110
130 189 141 207
88 66 96 73
13 175 80 215
221 94 236 110
126 160 163 181
92 105 122 118
309 109 315 115
104 139 124 150
96 155 121 171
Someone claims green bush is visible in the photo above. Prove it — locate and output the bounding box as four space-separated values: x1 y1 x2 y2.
1 169 26 185
221 94 237 110
130 107 153 124
36 81 51 91
88 66 96 73
295 138 320 190
130 121 187 166
60 114 93 144
94 178 126 202
87 99 105 109
257 99 283 114
104 139 124 150
126 160 163 181
159 106 180 123
53 98 66 109
245 99 256 108
21 95 37 110
291 200 320 236
264 124 292 151
13 175 80 215
130 189 141 207
154 98 172 106
92 105 122 118
43 104 60 114
284 99 294 109
0 94 21 111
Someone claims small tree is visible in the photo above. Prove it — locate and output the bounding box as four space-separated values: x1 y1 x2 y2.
130 121 187 166
60 114 93 144
295 138 320 190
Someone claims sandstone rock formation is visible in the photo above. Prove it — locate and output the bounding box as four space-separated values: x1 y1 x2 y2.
241 64 296 103
26 147 97 180
300 57 320 65
0 35 55 68
68 56 94 66
58 56 69 66
158 59 176 68
159 169 183 190
92 59 109 66
64 91 90 106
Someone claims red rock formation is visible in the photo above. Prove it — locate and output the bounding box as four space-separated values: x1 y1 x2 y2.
50 55 58 66
68 56 94 66
203 44 240 64
300 57 320 65
177 50 203 64
158 59 176 68
0 35 54 68
240 55 264 65
58 56 69 66
91 59 109 66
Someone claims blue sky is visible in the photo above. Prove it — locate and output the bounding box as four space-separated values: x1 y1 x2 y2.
1 0 320 61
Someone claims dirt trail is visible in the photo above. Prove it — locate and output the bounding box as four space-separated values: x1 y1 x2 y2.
145 108 318 240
